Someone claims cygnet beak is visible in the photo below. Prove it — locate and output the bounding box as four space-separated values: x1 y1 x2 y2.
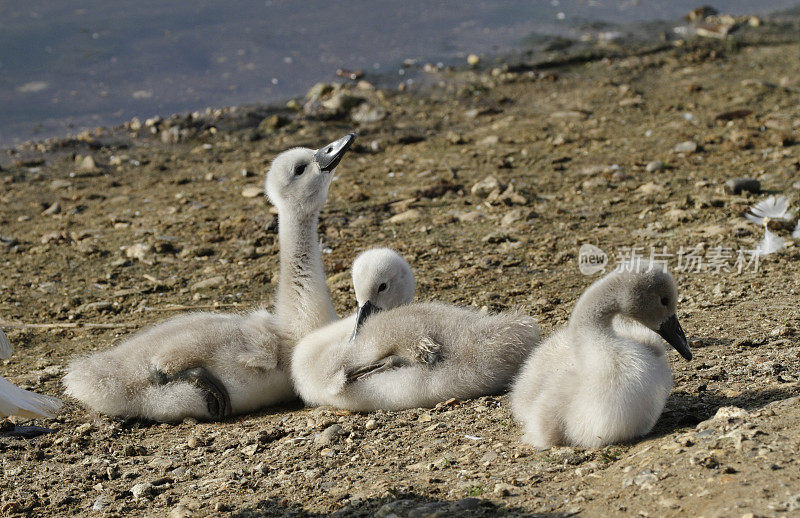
350 300 380 343
657 314 691 361
314 133 356 173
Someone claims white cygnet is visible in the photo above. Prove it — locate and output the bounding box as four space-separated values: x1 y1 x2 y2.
510 263 692 449
63 134 356 422
292 248 540 411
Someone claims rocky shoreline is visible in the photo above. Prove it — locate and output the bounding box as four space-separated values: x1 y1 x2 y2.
1 16 800 517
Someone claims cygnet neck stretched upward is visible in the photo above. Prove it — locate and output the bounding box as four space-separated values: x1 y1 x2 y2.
276 211 335 339
267 133 356 341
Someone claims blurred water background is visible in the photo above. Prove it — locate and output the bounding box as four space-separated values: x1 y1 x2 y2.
2 0 799 147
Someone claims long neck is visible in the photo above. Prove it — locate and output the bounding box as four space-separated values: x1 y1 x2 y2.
276 211 337 342
568 278 621 335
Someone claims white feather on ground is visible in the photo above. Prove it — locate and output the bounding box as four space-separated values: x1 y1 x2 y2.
755 229 785 257
0 329 62 419
745 195 794 224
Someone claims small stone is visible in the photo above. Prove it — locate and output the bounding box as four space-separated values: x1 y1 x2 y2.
186 436 203 448
471 176 503 197
130 482 153 499
674 141 698 153
75 422 94 436
41 202 61 216
645 160 665 173
241 185 264 198
322 92 363 114
637 182 666 195
467 54 480 66
191 276 225 290
306 82 334 100
387 209 422 224
169 505 192 518
351 103 387 124
364 419 378 430
501 208 528 227
446 132 466 145
724 178 761 195
477 135 499 146
712 406 749 421
49 179 72 190
241 444 259 456
314 424 342 447
79 155 98 172
480 450 499 464
125 243 154 261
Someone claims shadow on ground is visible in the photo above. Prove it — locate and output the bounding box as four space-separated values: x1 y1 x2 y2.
231 492 571 517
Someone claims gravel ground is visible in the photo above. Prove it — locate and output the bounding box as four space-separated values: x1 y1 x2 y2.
1 24 800 517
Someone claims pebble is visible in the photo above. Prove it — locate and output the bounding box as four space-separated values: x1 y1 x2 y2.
478 135 500 146
645 160 665 173
186 436 203 448
49 179 72 190
191 276 225 290
306 82 334 101
636 182 666 195
169 505 193 518
467 54 480 66
471 176 503 197
125 243 154 261
351 103 387 124
130 482 153 499
501 208 528 227
364 419 378 430
321 92 363 114
241 185 264 198
79 155 98 172
724 177 761 195
314 424 342 447
674 141 698 153
387 209 422 224
41 202 61 216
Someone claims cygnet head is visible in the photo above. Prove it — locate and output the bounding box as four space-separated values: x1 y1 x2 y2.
265 133 356 215
614 263 691 360
350 248 415 341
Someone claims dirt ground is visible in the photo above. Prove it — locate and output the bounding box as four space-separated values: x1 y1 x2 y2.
1 24 800 517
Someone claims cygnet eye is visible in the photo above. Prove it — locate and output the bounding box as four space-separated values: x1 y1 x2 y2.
293 164 306 176
660 297 669 306
378 283 387 292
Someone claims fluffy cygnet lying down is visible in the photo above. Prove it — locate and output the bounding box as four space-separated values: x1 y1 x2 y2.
510 263 692 449
1 328 62 419
63 134 356 422
292 248 541 411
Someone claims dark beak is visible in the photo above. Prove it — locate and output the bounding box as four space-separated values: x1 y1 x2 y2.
314 133 356 173
657 314 691 361
349 300 380 343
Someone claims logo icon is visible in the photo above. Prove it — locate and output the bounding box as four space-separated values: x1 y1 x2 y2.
578 244 608 275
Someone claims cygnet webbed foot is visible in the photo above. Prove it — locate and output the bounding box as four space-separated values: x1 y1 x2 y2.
345 355 410 383
149 366 231 420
